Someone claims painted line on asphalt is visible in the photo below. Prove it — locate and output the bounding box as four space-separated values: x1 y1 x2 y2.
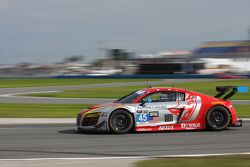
0 91 58 97
0 91 115 100
0 152 250 161
0 95 114 100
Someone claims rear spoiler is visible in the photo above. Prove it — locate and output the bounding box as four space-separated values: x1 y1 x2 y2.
215 86 248 100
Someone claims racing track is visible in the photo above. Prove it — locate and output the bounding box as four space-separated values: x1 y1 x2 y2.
0 79 249 161
0 122 249 159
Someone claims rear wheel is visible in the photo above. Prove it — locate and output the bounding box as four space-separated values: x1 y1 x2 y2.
109 110 134 134
206 106 231 131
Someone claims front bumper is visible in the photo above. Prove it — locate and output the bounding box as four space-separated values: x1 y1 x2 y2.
231 119 242 127
76 113 109 132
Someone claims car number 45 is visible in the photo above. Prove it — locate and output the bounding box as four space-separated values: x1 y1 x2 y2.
136 114 149 122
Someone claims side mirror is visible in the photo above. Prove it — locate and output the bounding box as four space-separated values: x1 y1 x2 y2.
139 101 146 106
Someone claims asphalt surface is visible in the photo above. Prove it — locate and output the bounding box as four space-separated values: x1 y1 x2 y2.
0 122 249 159
0 79 249 104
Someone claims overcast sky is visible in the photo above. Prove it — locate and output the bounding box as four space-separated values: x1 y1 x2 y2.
0 0 250 64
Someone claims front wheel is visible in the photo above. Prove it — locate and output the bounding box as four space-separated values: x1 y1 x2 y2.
206 106 231 131
109 110 134 134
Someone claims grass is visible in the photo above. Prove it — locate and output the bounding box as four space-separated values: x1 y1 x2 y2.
0 103 92 118
0 103 249 118
234 105 250 118
25 79 250 100
0 78 156 88
136 155 250 167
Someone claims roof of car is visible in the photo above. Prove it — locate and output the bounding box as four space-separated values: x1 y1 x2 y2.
142 87 187 93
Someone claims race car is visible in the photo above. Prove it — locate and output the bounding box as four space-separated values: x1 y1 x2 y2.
76 86 248 134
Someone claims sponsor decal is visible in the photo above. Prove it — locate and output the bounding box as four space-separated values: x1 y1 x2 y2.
159 125 174 130
136 106 143 110
153 105 167 109
165 114 173 122
136 110 143 113
136 106 167 110
181 123 200 129
149 116 159 123
136 110 148 113
149 111 159 117
136 106 152 110
137 128 153 131
150 123 158 126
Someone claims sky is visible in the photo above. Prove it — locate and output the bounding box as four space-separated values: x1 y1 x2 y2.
0 0 250 64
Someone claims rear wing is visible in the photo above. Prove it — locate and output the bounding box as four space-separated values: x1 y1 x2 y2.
215 86 248 100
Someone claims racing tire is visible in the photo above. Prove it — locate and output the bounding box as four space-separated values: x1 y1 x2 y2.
206 106 231 131
109 110 134 134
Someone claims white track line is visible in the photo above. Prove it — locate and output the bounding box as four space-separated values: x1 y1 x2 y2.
0 91 115 100
0 91 58 97
0 152 250 161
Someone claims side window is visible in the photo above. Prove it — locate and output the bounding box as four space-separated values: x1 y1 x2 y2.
177 92 185 101
141 91 178 102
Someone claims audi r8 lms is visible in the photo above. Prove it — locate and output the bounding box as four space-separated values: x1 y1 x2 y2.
76 86 248 134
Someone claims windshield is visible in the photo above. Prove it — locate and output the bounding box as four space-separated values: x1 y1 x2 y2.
116 90 147 103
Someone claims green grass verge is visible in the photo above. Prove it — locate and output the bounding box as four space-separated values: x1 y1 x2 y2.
0 103 92 118
0 103 249 118
234 105 250 118
136 155 250 167
0 78 156 88
26 79 250 100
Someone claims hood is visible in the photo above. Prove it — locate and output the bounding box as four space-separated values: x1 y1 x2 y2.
79 103 116 115
89 103 116 109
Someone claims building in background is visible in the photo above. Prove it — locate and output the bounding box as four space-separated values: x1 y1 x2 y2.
135 51 198 74
1 40 250 76
191 40 250 74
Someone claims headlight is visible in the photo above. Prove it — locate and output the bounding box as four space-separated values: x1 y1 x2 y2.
84 112 101 118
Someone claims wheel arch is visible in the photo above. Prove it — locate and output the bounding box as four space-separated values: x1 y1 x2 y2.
108 108 136 131
205 104 232 129
206 105 232 119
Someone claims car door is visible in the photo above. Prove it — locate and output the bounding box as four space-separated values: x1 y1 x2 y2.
135 91 186 126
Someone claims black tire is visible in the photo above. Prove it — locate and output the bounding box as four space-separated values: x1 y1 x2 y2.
206 106 231 131
109 110 134 134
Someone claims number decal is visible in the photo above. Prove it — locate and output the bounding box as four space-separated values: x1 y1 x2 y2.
136 113 149 122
